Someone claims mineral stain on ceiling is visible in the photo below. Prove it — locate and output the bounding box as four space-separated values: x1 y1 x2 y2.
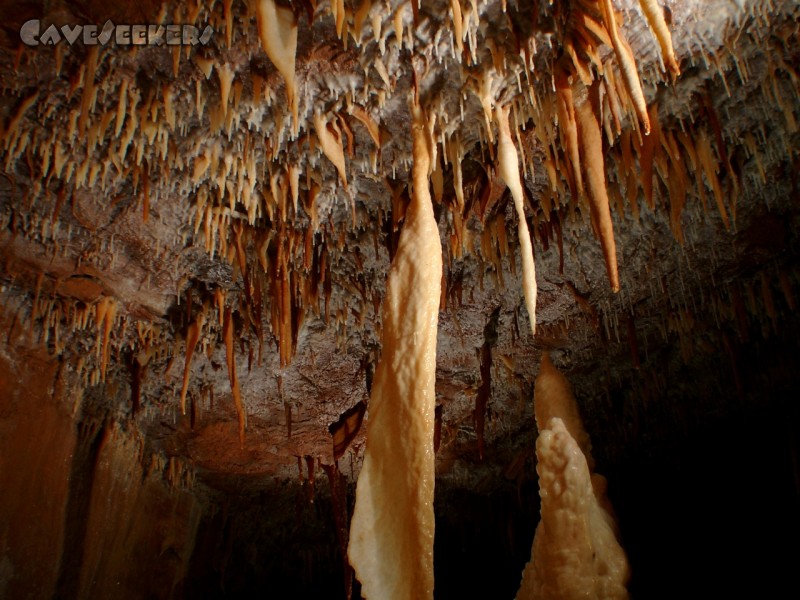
0 0 799 598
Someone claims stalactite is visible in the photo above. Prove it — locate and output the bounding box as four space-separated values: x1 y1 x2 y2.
329 401 366 460
314 112 349 192
639 0 680 79
555 70 584 201
180 314 204 415
495 105 538 333
256 0 299 132
223 307 246 446
697 131 730 230
576 89 620 293
349 98 441 600
599 0 650 135
95 296 117 382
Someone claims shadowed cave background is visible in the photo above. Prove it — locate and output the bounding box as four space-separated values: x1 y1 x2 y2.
1 0 799 598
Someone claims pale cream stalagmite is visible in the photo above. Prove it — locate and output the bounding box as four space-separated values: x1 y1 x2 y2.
517 355 629 600
495 105 537 334
256 0 299 133
532 354 593 469
348 101 442 600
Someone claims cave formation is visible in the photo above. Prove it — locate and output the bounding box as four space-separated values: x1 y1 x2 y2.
1 0 799 598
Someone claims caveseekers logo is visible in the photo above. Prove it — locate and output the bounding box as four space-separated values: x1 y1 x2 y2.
20 19 214 47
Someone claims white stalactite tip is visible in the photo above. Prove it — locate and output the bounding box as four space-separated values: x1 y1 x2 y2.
348 101 442 600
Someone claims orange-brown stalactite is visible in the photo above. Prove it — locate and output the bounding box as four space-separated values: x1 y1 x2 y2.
599 0 650 135
639 102 660 210
700 93 733 178
1 343 201 599
329 401 367 461
351 105 382 149
555 70 584 200
256 0 299 131
603 67 624 137
696 130 730 230
668 176 688 244
639 0 680 79
95 296 117 382
77 47 98 138
180 314 204 416
223 307 246 446
576 92 620 293
270 228 297 368
223 0 234 48
130 355 144 416
314 112 349 192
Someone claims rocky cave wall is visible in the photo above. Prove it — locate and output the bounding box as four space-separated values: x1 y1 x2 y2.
0 0 799 598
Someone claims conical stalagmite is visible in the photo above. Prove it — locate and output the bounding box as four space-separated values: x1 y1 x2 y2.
517 355 630 599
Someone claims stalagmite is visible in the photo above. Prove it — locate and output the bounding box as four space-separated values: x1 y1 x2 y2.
576 95 620 293
348 100 442 600
495 105 537 334
532 354 593 466
256 0 299 132
517 355 629 599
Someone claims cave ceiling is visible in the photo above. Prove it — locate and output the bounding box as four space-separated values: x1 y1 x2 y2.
0 0 799 502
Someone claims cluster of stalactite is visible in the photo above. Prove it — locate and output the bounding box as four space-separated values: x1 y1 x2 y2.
1 2 796 439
